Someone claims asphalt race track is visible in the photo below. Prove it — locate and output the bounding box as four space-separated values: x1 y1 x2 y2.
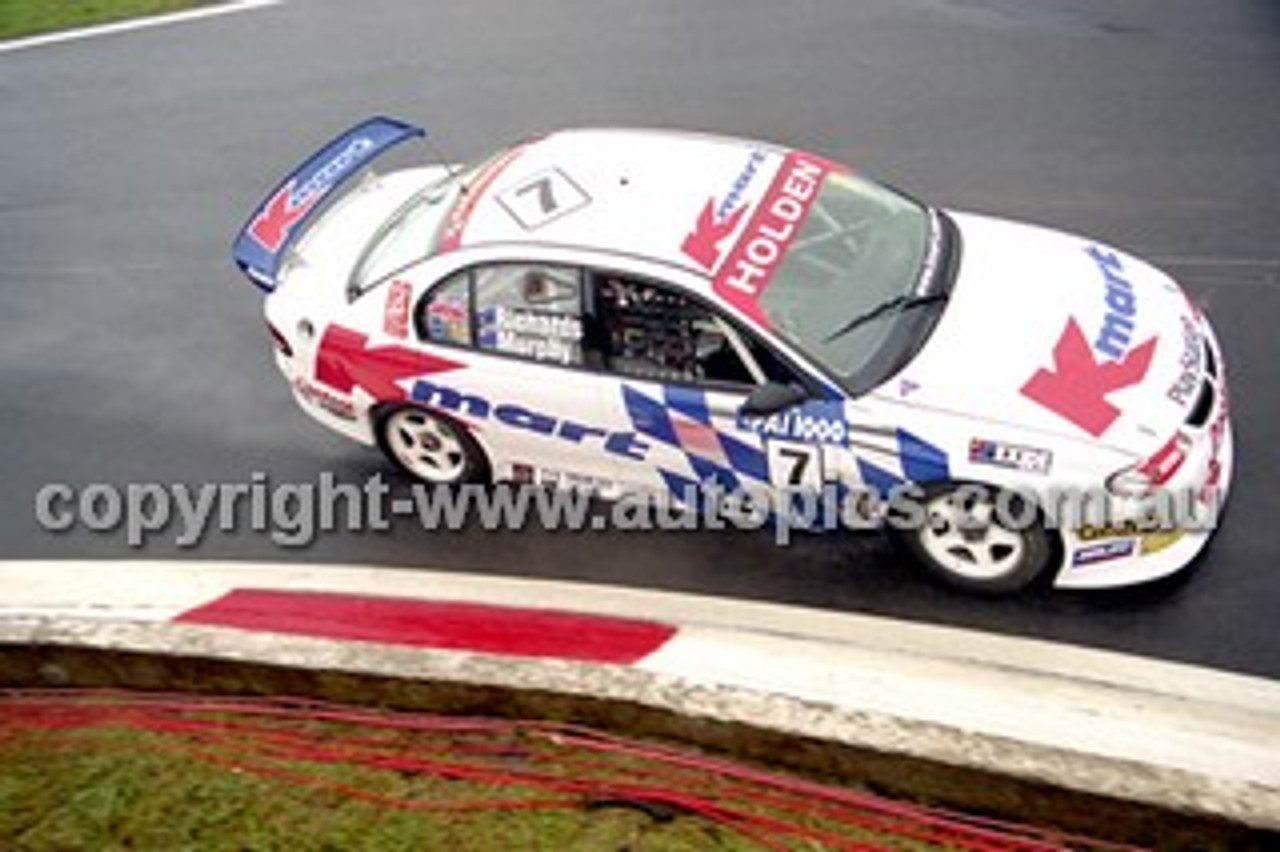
2 0 1277 677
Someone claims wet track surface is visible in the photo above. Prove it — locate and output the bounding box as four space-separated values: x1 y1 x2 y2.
2 0 1278 676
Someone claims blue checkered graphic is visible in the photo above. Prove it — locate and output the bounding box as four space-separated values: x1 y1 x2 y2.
856 459 903 498
855 428 950 497
622 385 679 445
622 384 770 494
897 428 949 483
622 385 950 504
664 385 711 425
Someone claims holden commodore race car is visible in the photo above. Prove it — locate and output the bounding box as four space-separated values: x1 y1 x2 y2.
232 116 1232 594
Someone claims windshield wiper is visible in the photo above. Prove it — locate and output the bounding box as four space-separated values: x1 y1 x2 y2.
822 292 948 344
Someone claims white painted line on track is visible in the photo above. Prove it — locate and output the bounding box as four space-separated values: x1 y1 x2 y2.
0 0 283 55
1155 256 1280 267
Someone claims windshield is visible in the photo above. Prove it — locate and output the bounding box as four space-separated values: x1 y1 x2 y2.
349 157 492 296
757 172 949 389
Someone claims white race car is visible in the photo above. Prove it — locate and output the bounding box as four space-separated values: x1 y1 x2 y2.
233 117 1232 594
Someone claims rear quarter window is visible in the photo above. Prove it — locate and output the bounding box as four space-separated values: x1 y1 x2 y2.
475 264 584 366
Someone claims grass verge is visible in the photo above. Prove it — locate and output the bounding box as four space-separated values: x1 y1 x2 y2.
0 0 206 41
1 726 760 851
0 691 1123 851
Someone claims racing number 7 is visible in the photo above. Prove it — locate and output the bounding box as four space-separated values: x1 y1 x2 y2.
766 442 822 490
778 447 810 486
516 176 557 216
496 168 590 230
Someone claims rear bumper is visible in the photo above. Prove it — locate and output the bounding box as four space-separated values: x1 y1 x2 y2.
276 349 377 446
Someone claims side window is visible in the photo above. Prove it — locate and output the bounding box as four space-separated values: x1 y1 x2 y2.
591 274 793 388
417 271 472 346
740 330 803 387
475 264 584 367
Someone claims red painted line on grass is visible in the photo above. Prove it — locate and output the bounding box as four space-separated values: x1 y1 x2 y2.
173 589 676 664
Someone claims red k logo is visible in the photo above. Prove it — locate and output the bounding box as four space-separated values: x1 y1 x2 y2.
680 200 747 271
1021 319 1157 437
248 182 319 252
316 325 462 400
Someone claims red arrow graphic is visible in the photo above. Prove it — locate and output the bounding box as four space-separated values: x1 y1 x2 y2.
680 199 747 271
315 325 463 400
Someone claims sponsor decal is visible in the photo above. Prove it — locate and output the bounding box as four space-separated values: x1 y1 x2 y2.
712 152 833 326
897 378 920 398
1201 459 1223 504
1137 433 1187 486
1078 523 1137 541
737 401 848 445
682 202 748 272
717 150 769 221
532 466 616 492
1072 537 1136 567
315 325 463 400
291 376 356 420
1021 245 1158 437
438 144 527 252
1198 387 1229 504
968 439 1052 474
477 306 581 365
383 279 412 339
1088 244 1139 359
1078 523 1186 556
426 299 469 344
681 150 769 272
1078 521 1157 540
1166 315 1203 406
1138 528 1185 555
509 461 610 490
413 380 650 461
248 136 377 252
1022 318 1157 437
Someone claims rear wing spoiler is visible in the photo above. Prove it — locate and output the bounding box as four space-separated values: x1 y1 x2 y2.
232 116 425 292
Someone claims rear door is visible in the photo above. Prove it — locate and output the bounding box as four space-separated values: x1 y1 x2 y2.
410 261 619 489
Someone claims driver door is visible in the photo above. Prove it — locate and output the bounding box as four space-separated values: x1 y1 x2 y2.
585 271 838 516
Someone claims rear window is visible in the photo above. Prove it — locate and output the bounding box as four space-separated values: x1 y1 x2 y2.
349 155 501 296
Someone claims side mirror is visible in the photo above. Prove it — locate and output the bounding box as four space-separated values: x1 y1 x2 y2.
740 382 809 417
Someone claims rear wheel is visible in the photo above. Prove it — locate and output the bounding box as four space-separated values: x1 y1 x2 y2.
902 484 1054 595
375 405 489 486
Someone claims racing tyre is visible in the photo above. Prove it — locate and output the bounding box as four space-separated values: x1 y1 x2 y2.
901 484 1054 595
376 405 489 486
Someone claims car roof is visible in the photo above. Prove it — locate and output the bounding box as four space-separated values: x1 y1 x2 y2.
445 128 815 291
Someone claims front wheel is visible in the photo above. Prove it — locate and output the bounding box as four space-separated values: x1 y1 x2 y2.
901 484 1055 595
375 405 489 486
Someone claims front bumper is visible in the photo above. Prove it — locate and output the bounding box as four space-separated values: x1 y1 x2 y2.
1053 312 1234 590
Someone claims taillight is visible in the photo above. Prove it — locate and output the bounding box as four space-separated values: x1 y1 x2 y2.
266 321 292 357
